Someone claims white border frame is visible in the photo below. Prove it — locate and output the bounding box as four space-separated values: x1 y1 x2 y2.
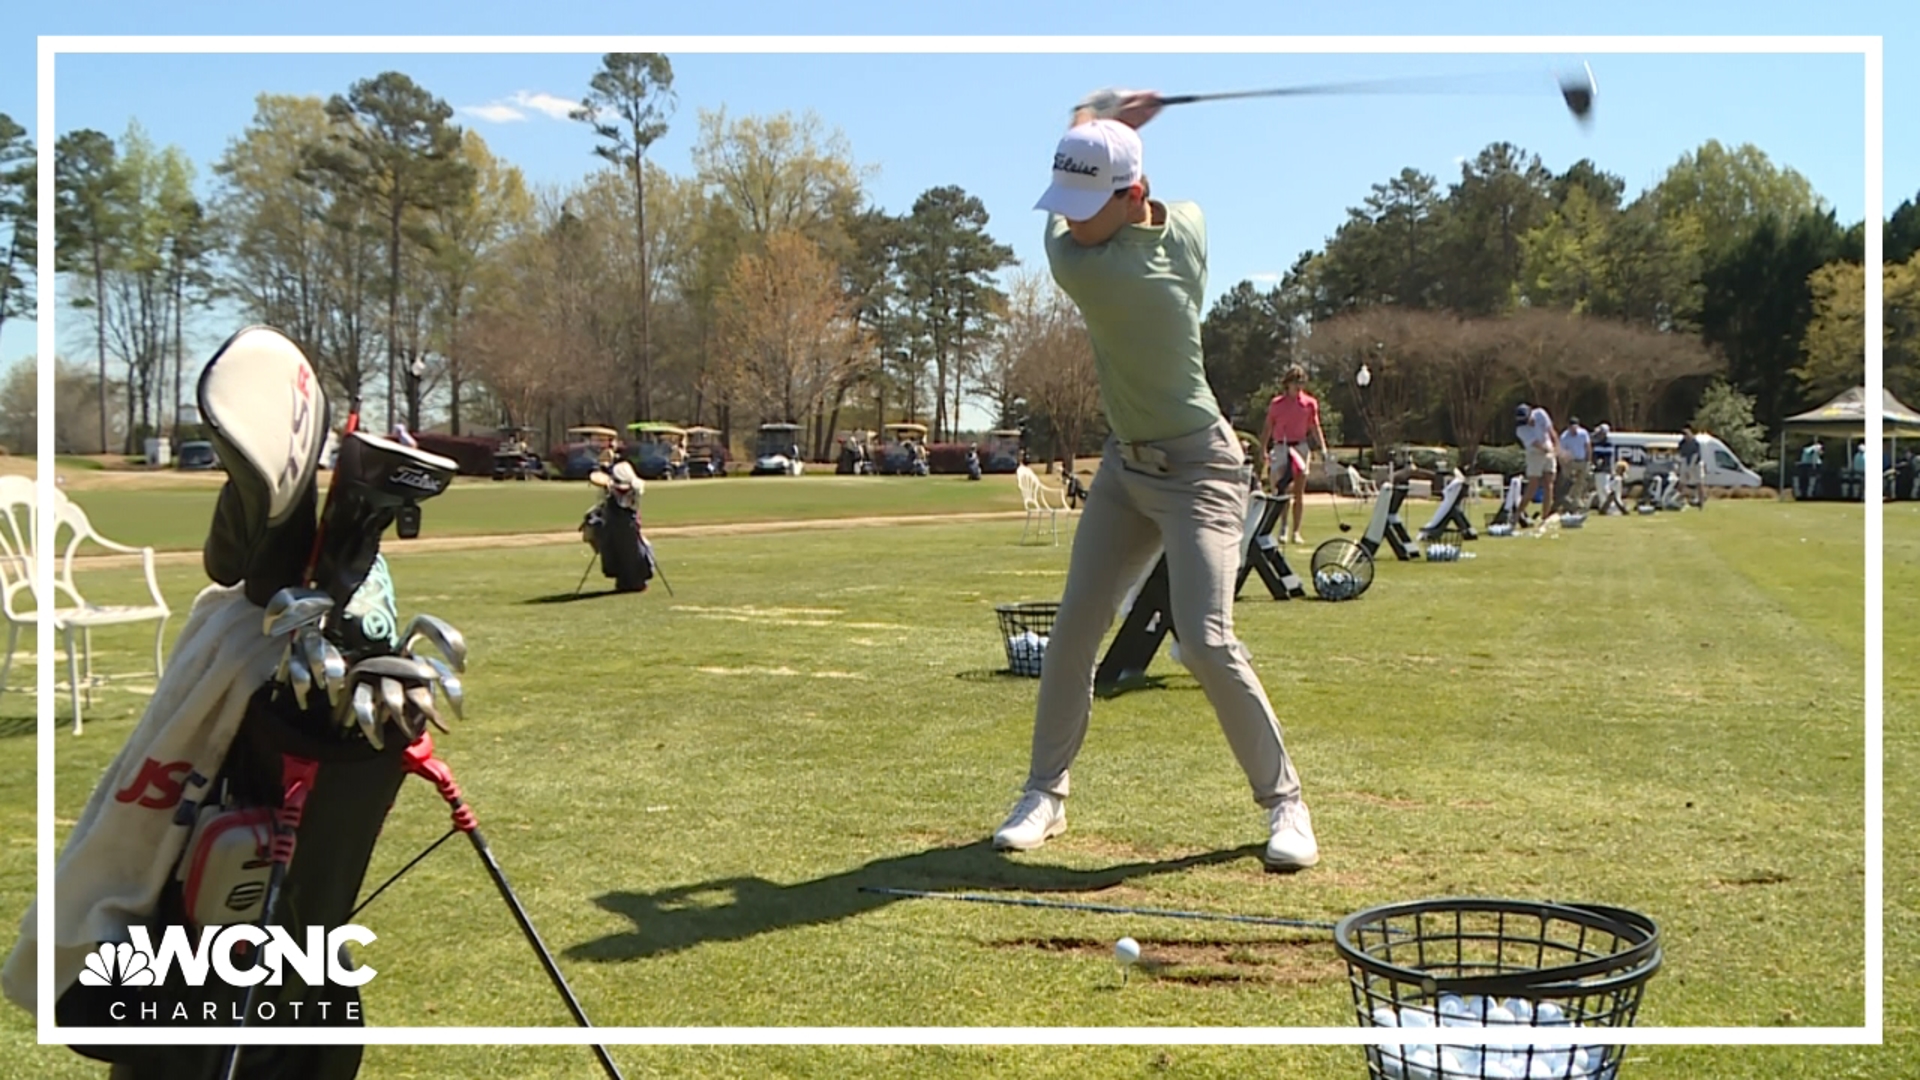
34 33 1882 1049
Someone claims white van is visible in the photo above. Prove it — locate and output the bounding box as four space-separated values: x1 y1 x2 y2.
1593 431 1763 489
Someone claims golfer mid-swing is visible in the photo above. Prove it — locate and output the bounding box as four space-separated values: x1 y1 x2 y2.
991 89 1318 871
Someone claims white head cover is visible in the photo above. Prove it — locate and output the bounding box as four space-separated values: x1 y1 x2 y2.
1034 119 1144 221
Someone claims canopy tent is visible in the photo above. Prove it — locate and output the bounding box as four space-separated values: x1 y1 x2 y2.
1777 386 1920 496
1782 386 1920 437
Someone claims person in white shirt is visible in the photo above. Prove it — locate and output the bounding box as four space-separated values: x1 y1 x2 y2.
1559 417 1591 510
1514 402 1558 524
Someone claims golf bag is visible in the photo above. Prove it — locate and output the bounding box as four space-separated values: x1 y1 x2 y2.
1490 476 1527 527
1596 462 1629 515
1638 467 1683 513
1416 471 1477 542
580 461 656 593
11 327 466 1080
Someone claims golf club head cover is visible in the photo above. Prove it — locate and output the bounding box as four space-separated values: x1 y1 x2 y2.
311 432 457 656
197 326 332 608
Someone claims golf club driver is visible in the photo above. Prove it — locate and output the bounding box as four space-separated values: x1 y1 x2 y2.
1329 483 1353 534
1158 62 1596 124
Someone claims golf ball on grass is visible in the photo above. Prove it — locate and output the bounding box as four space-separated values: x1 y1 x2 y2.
1114 937 1140 964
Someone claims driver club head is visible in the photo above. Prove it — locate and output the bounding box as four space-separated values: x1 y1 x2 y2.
1560 62 1596 124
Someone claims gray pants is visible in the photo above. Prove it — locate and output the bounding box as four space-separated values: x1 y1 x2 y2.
1025 417 1304 809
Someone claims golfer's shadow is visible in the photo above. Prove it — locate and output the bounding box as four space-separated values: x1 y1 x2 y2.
568 839 1263 963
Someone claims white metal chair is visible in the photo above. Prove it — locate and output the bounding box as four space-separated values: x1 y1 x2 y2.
0 474 172 734
1016 464 1071 546
1344 465 1380 501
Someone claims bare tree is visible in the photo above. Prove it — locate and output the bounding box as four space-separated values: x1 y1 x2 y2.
1009 272 1102 468
715 229 867 443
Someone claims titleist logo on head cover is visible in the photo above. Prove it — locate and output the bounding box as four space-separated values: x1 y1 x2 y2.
390 466 445 494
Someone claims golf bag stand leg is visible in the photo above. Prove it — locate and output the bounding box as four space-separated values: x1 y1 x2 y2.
400 737 625 1080
1095 556 1175 694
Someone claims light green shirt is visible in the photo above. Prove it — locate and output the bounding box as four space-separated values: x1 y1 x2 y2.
1044 200 1222 443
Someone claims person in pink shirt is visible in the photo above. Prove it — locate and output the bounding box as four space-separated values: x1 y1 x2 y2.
1258 364 1330 544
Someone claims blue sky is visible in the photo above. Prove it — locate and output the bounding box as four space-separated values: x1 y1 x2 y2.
2 2 1914 421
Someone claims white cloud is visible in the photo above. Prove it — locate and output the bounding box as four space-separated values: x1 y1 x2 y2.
458 91 579 125
1247 272 1282 284
460 103 527 124
509 91 580 121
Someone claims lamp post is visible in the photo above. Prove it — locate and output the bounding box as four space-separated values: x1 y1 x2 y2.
1355 350 1375 469
407 356 426 434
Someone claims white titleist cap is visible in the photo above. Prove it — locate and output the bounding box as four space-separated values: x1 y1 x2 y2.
1034 119 1143 221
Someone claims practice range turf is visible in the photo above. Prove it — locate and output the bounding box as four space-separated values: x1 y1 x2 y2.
0 484 1900 1079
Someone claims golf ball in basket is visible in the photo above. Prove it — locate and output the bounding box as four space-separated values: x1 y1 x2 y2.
1314 568 1357 600
1006 631 1049 675
1114 937 1140 964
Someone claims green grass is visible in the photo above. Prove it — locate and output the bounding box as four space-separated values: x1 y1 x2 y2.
0 496 1898 1078
59 472 1028 553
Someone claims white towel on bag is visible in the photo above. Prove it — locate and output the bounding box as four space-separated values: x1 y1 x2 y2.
3 583 280 1015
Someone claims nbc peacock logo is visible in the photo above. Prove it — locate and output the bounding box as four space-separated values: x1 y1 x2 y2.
78 942 158 987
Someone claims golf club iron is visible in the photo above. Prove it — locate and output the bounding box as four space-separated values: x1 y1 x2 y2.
402 614 468 673
859 886 1347 934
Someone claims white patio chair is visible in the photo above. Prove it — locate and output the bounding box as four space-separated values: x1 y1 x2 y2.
1016 464 1071 546
1344 465 1380 501
0 475 172 734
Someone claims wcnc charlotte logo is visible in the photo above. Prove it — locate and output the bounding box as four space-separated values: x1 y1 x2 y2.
78 924 377 1023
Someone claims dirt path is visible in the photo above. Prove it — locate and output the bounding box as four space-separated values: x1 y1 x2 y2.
59 510 1044 570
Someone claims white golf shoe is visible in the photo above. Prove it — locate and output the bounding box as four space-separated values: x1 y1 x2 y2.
992 790 1066 851
1264 799 1319 871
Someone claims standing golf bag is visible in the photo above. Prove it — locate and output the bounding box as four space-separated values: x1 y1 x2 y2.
16 327 479 1080
580 460 656 593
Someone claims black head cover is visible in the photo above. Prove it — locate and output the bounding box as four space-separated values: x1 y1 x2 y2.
312 431 458 655
197 327 332 607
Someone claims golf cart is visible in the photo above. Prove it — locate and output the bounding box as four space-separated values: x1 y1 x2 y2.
981 429 1025 474
560 425 622 480
836 430 877 475
752 422 806 476
492 425 547 481
174 439 221 471
684 425 728 478
878 422 931 476
625 421 689 481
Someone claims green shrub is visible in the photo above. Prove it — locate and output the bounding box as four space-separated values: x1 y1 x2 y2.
1475 445 1525 477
